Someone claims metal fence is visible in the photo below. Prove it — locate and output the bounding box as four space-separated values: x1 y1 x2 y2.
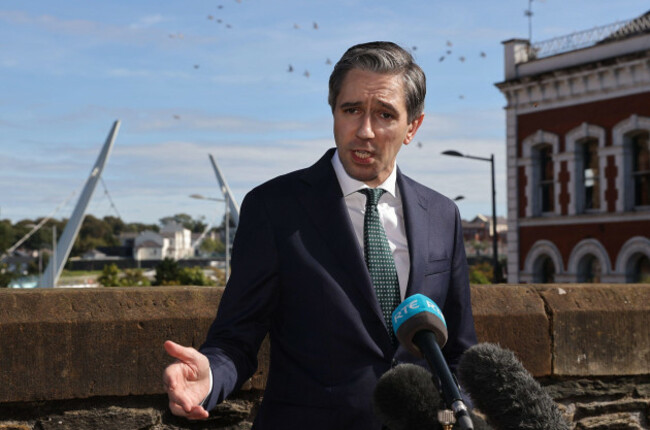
528 13 650 60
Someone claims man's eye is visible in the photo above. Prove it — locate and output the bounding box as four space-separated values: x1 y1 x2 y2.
380 112 393 119
344 108 359 114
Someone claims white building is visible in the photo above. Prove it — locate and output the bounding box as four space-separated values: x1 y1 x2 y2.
133 222 193 261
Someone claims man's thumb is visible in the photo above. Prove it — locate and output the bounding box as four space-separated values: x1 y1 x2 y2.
164 340 197 363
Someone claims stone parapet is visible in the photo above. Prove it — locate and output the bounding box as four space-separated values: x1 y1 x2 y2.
0 284 649 428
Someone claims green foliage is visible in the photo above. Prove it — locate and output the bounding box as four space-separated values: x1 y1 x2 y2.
469 261 493 284
179 266 214 286
122 268 150 286
159 213 207 233
0 262 18 288
98 263 122 287
154 258 181 286
199 236 225 255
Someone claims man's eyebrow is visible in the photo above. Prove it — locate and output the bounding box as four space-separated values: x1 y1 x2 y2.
339 101 362 109
377 101 398 115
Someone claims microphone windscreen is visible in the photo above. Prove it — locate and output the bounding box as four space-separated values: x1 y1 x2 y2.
392 294 448 358
373 364 441 430
458 343 569 430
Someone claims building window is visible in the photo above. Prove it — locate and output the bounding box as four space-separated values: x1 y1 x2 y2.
538 145 555 213
577 254 601 283
632 131 650 207
581 138 600 211
533 255 555 283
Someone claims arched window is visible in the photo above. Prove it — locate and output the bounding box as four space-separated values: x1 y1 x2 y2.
580 138 600 211
613 115 650 212
533 255 556 283
537 144 555 213
632 131 650 207
565 123 605 215
521 130 559 217
577 254 601 283
627 254 650 283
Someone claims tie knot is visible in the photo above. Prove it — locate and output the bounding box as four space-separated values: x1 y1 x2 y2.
359 188 386 208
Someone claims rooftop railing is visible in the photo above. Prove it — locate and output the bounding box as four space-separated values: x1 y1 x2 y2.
528 13 650 60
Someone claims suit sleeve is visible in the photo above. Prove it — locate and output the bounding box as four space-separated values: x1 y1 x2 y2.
199 187 280 411
442 204 478 373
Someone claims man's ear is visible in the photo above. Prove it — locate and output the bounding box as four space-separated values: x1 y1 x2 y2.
403 114 425 145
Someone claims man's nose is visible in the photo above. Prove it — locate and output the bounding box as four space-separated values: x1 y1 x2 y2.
356 114 375 140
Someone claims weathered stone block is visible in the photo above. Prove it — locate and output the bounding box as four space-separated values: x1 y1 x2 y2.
540 285 650 376
470 285 551 376
38 406 159 430
0 287 269 403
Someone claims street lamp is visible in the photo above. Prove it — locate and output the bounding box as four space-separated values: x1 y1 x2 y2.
441 150 502 283
190 193 231 282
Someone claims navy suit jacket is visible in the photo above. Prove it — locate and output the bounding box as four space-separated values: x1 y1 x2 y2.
200 148 477 429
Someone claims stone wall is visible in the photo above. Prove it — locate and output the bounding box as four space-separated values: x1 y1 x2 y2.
0 284 648 429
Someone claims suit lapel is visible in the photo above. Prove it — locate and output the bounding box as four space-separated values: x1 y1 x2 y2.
295 149 384 323
397 170 430 298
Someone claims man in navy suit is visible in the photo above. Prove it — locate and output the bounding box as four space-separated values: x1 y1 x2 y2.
163 41 477 429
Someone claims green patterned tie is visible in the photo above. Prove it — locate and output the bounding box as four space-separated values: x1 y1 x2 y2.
359 188 401 344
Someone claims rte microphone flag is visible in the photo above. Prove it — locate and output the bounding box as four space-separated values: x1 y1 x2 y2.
392 294 474 430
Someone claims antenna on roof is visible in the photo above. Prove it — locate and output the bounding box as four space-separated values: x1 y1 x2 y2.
524 0 534 41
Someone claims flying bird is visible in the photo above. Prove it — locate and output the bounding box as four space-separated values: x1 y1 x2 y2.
480 51 486 58
173 115 181 120
294 23 300 29
446 40 453 47
459 56 465 62
313 22 319 30
325 58 332 65
288 64 294 72
439 56 445 62
194 64 200 69
304 70 310 78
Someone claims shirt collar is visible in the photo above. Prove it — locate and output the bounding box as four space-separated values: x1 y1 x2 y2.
331 149 398 198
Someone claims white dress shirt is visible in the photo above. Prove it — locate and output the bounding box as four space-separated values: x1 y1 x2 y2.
331 149 410 300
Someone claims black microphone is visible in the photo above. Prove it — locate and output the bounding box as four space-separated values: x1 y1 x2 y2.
392 294 474 430
373 363 442 430
457 343 569 430
373 363 493 430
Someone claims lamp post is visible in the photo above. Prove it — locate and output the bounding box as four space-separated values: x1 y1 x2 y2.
190 193 231 281
441 150 501 283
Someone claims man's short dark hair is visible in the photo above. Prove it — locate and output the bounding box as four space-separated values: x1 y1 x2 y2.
328 41 426 123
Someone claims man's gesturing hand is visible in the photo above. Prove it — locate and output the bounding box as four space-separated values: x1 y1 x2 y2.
163 340 211 420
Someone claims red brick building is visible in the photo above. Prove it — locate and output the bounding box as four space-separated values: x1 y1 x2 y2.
496 11 650 283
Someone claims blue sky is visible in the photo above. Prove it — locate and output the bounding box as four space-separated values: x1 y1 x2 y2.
1 0 646 226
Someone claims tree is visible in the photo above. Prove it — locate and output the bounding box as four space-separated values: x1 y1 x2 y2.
1 263 13 287
154 258 181 286
179 266 214 286
199 236 225 255
122 268 150 286
98 263 122 287
469 261 493 284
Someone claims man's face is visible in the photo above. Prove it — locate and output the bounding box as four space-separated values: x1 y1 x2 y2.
333 68 424 187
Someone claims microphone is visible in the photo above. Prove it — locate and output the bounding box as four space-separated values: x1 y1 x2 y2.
373 363 442 430
392 294 474 430
373 363 493 430
457 343 569 430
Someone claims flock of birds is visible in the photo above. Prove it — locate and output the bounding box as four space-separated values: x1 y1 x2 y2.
168 0 489 127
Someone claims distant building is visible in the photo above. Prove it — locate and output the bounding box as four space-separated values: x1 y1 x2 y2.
496 11 650 283
462 215 508 261
133 222 193 261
